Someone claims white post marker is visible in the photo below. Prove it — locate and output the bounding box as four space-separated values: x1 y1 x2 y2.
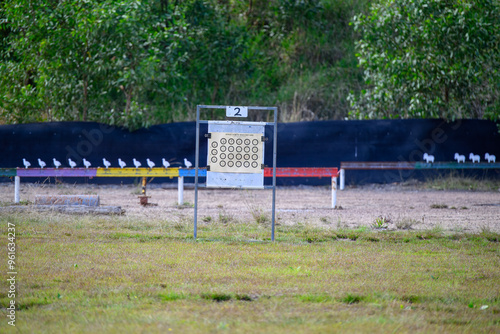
14 176 20 204
339 168 345 190
178 176 184 205
331 176 337 208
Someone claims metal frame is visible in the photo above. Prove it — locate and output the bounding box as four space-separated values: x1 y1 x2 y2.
194 105 278 241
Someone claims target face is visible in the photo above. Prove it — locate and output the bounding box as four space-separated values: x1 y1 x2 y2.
208 132 263 173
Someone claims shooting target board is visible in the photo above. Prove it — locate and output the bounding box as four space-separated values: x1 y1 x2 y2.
208 132 263 173
206 121 266 189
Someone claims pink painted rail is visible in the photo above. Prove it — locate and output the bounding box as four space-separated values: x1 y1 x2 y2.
17 168 97 177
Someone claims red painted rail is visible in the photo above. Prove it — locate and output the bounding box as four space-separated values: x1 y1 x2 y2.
264 167 338 178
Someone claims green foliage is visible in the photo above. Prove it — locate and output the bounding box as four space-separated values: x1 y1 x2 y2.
0 1 184 127
349 0 500 121
181 1 253 107
0 0 368 128
2 0 367 126
4 0 497 127
0 0 186 128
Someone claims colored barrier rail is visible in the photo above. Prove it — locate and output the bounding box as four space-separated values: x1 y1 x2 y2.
339 161 500 190
263 167 338 178
2 167 339 208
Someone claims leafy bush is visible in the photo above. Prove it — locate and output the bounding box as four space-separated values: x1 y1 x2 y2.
349 0 500 121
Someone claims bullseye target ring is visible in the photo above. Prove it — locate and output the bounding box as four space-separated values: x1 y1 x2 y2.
207 132 264 173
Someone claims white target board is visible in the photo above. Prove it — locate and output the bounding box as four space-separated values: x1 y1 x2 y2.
208 132 263 173
206 121 265 189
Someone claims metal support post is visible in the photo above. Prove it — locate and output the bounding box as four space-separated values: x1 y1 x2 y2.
178 176 184 205
14 176 20 203
271 107 278 242
194 105 200 239
332 176 337 208
339 168 345 190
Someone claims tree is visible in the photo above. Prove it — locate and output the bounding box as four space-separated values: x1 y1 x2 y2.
0 0 185 128
95 0 184 128
348 0 500 121
180 0 254 108
1 0 372 127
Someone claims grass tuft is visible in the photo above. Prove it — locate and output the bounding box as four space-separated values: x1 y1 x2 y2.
303 228 336 243
177 202 194 209
424 173 500 191
173 221 190 232
108 232 163 241
201 293 232 302
402 295 422 304
217 211 234 225
335 231 360 241
235 294 253 301
396 218 420 230
430 204 448 209
480 227 500 242
363 236 380 242
341 294 364 304
299 294 333 303
16 297 52 310
252 209 269 225
159 292 185 301
372 216 389 229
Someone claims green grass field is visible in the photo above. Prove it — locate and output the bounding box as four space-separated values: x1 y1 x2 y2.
1 212 499 333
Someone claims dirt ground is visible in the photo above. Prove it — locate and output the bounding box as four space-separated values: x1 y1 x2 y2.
1 181 499 233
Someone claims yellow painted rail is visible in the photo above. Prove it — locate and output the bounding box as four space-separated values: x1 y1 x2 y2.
95 168 180 177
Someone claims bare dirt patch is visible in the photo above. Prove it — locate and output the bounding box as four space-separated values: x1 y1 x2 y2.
1 181 499 233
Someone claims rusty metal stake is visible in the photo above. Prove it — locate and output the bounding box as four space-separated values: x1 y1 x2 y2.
138 176 151 205
141 177 146 195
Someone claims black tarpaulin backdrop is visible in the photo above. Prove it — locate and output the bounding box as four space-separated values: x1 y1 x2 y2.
1 119 499 185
